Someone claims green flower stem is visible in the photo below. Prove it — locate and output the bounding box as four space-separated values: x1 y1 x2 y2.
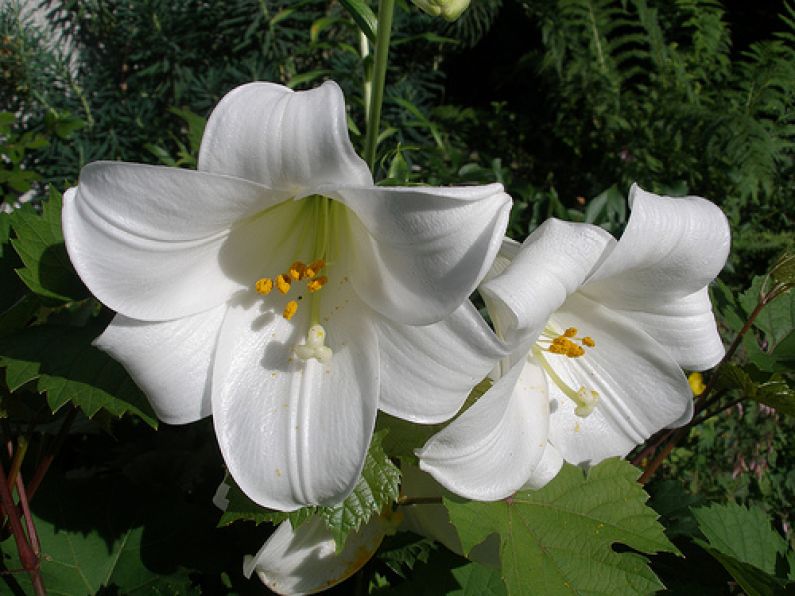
363 0 395 172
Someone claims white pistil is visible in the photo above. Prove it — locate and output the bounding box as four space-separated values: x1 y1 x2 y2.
294 324 333 365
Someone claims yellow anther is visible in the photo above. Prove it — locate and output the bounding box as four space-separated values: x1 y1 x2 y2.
283 300 298 320
307 275 328 293
276 274 291 294
563 327 578 338
289 261 306 280
255 278 273 296
688 372 706 396
566 344 585 358
305 259 325 279
582 336 595 347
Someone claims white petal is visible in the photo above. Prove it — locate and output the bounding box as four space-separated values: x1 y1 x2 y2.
417 359 549 501
335 183 511 325
93 305 226 424
244 516 387 595
543 293 692 465
63 163 293 320
582 184 730 369
522 442 563 490
198 81 372 193
375 301 506 424
211 282 379 510
481 236 521 284
479 219 614 344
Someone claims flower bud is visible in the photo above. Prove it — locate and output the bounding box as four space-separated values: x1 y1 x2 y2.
412 0 471 22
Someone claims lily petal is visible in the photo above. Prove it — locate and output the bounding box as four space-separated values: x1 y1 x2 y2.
63 163 294 320
198 81 372 193
522 441 564 490
479 219 613 344
244 516 388 595
582 184 730 369
335 183 511 325
211 283 379 510
544 293 692 465
375 301 506 424
93 305 226 424
417 359 549 501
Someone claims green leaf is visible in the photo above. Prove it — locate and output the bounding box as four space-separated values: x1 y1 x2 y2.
340 0 378 43
694 546 791 596
740 275 795 356
0 322 157 427
445 459 678 596
715 364 795 415
10 190 87 302
221 431 400 550
692 503 787 575
770 252 795 288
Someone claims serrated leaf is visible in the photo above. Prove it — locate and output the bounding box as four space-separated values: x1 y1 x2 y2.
0 323 157 427
445 459 678 596
340 0 377 43
9 190 87 302
221 431 400 550
692 503 788 575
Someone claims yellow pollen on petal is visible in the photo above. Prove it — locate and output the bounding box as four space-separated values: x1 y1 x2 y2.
563 327 578 338
307 275 328 293
276 274 291 294
283 300 298 320
254 278 273 296
582 336 595 347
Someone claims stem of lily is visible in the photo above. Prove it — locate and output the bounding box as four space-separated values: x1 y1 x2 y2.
363 0 395 172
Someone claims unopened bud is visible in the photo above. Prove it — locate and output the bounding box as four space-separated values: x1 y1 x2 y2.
412 0 471 22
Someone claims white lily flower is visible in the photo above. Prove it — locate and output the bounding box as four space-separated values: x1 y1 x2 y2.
62 81 510 510
418 185 730 500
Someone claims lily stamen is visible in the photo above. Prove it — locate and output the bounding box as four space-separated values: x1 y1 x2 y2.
531 345 600 418
538 325 596 359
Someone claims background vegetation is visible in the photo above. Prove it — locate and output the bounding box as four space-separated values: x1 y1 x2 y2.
1 0 793 593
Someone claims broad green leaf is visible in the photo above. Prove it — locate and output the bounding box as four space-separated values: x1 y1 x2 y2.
220 431 400 550
340 0 378 43
692 503 787 575
0 323 157 427
445 459 678 596
10 190 87 302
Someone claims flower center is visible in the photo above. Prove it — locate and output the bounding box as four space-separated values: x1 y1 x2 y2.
251 195 341 365
532 325 599 418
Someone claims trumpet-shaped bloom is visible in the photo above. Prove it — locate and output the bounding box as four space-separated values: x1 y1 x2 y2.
418 185 730 500
63 81 510 510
